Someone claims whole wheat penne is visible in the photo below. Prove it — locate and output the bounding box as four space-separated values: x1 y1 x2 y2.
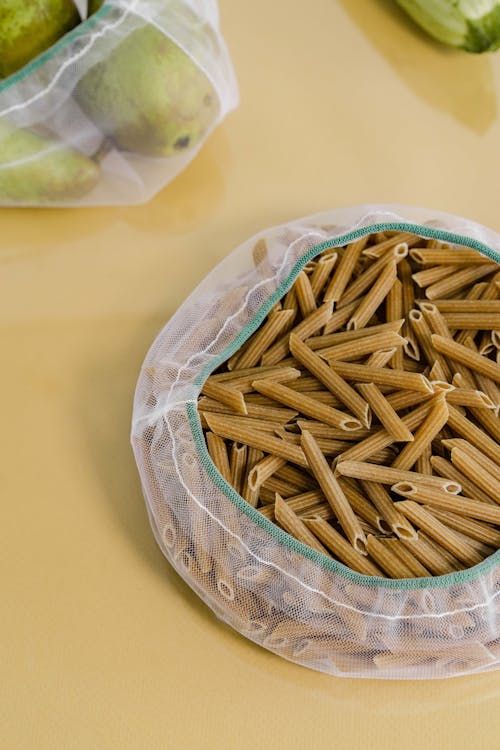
275 429 354 455
337 402 433 463
429 455 495 506
425 263 497 300
347 262 397 330
304 519 383 575
335 460 460 492
261 475 305 498
198 397 299 423
385 390 432 411
412 264 461 289
323 237 368 303
400 535 457 576
289 334 371 427
391 394 448 471
252 378 362 431
428 299 500 312
392 483 500 525
247 454 287 490
204 412 308 467
424 508 500 548
205 431 232 483
309 250 338 299
337 478 391 532
446 387 495 409
442 313 500 330
286 375 325 392
395 501 483 567
301 431 367 553
416 443 432 476
201 411 288 434
209 367 301 393
232 309 296 369
356 382 414 442
201 380 248 415
410 248 491 265
230 442 247 495
295 419 372 440
282 286 298 315
299 501 335 521
273 465 316 492
241 447 264 507
408 308 451 381
360 480 416 539
306 320 404 350
211 364 299 383
322 300 361 335
274 494 331 555
397 257 420 360
366 535 414 578
318 330 405 362
382 538 431 577
261 300 334 365
385 278 403 369
366 349 399 368
443 438 500 478
469 405 500 442
294 271 317 318
363 233 418 258
449 447 500 502
448 405 500 465
445 529 495 558
338 243 408 308
258 489 325 519
328 361 433 393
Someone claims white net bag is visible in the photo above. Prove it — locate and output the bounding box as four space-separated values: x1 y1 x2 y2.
131 205 500 680
0 0 238 206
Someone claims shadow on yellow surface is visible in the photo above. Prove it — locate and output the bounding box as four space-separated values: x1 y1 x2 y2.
337 0 497 134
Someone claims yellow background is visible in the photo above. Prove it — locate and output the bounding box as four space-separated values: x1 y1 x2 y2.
2 1 500 747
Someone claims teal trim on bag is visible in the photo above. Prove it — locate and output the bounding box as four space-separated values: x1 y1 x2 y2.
0 3 113 95
188 221 500 591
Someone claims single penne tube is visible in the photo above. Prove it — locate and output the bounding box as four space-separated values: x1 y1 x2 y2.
346 261 397 330
294 270 317 318
442 313 500 330
210 364 300 383
360 480 417 539
425 263 497 300
416 442 432 476
301 430 367 554
203 412 308 467
247 454 286 490
336 402 433 463
412 264 461 289
258 489 325 519
306 320 404 350
386 278 403 368
429 455 495 506
274 429 353 456
443 437 500 477
232 309 296 369
274 493 331 555
446 386 495 410
385 390 432 411
449 447 500 503
408 308 451 380
337 243 408 308
230 442 247 495
295 419 372 440
365 535 414 578
309 249 338 299
208 367 301 393
205 431 232 483
424 507 500 548
286 375 324 392
335 460 460 492
321 300 360 335
395 501 483 567
323 236 368 303
337 478 391 532
241 447 264 507
366 348 398 368
474 372 500 415
399 257 419 360
304 519 383 575
356 382 414 442
392 482 500 524
428 299 500 312
201 411 287 434
362 232 418 258
400 534 457 576
252 378 362 430
382 538 431 577
275 465 318 491
289 334 371 427
261 300 334 365
328 361 433 393
447 405 500 466
282 286 298 314
410 248 492 265
318 329 405 361
469 405 500 444
391 393 448 471
261 475 305 498
197 397 299 423
299 501 335 521
201 380 248 415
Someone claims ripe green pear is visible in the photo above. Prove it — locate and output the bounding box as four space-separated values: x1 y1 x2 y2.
0 119 99 203
0 0 80 78
76 25 219 157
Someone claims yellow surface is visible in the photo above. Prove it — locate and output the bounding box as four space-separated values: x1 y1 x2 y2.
2 1 500 747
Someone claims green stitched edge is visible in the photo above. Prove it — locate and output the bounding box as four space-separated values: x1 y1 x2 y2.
187 220 500 591
0 3 112 95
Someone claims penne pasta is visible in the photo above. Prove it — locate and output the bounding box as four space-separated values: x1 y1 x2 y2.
304 519 383 575
366 534 414 578
232 309 296 369
335 460 460 492
323 236 368 303
274 494 331 555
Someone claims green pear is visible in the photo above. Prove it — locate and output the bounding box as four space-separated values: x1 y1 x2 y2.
0 0 80 78
0 119 99 203
76 25 219 157
87 0 103 15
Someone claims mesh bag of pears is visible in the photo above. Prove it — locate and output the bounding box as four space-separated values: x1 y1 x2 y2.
0 0 238 206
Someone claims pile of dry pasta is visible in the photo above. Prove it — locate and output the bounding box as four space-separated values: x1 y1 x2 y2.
198 232 500 579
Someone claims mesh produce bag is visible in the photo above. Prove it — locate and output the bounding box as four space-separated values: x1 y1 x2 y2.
0 0 238 206
131 205 500 680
